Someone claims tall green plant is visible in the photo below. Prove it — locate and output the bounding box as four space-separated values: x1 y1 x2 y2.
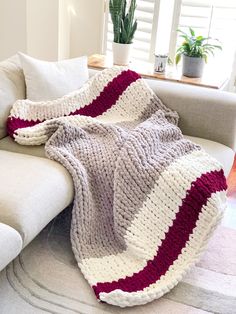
175 27 222 64
109 0 137 44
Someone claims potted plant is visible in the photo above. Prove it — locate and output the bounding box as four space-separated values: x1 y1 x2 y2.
175 27 222 78
109 0 137 65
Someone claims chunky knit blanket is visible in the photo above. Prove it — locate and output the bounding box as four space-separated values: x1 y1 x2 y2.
7 67 227 307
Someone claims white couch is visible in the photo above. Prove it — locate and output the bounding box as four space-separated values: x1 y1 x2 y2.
0 57 235 271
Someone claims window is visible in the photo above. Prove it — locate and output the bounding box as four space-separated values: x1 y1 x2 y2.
103 0 236 76
169 0 236 70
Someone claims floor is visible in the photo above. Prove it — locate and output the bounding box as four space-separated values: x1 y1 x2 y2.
227 155 236 196
224 155 236 228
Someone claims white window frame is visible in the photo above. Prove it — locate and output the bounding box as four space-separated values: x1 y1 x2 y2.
168 0 182 61
102 0 110 54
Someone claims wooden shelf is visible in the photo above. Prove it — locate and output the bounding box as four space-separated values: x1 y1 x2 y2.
88 54 228 90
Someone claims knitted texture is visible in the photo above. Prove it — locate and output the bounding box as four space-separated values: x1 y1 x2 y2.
8 67 227 307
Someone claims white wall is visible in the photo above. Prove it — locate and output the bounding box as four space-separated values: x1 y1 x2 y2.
0 0 27 60
69 0 104 58
0 0 104 61
58 0 71 60
26 0 60 61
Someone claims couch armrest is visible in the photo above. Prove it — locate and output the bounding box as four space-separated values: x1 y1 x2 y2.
147 79 236 151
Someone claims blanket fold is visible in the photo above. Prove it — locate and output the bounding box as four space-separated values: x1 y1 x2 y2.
7 67 227 307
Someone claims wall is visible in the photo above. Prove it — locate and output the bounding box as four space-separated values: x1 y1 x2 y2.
0 0 27 60
0 0 104 61
58 0 71 60
69 0 104 58
26 0 60 60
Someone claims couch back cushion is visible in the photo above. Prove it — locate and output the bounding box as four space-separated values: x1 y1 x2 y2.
0 55 25 139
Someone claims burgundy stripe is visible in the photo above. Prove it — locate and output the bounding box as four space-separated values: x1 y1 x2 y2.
7 70 141 137
71 69 140 117
93 169 227 298
7 117 41 138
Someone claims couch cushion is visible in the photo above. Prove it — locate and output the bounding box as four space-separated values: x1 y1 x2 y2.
0 135 235 176
184 135 235 177
0 223 22 271
0 136 45 158
0 134 234 176
0 55 25 139
0 151 73 247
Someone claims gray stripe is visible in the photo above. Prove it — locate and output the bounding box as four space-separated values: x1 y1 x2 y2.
113 101 199 243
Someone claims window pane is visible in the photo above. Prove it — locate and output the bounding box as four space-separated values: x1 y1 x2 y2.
174 0 236 72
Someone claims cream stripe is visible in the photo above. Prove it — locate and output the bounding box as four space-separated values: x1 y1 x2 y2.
14 115 102 145
14 79 152 146
98 79 153 123
10 67 125 121
123 150 222 259
79 150 222 286
99 191 227 307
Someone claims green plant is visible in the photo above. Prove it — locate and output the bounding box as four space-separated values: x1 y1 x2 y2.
109 0 137 44
175 27 222 64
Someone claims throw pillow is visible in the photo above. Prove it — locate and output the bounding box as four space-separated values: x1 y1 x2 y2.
18 53 89 101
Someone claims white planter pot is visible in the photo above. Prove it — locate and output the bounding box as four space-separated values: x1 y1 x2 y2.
112 42 132 66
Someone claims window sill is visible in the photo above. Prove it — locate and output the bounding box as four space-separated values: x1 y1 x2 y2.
88 54 229 90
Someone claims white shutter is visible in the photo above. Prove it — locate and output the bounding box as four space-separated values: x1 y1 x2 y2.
103 0 160 62
170 0 236 70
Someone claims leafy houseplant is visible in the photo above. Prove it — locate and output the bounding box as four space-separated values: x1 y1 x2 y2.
175 27 222 78
109 0 137 65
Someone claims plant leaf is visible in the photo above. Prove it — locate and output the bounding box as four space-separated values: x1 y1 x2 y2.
167 57 173 65
189 27 195 36
203 54 208 63
175 53 181 65
128 19 137 43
